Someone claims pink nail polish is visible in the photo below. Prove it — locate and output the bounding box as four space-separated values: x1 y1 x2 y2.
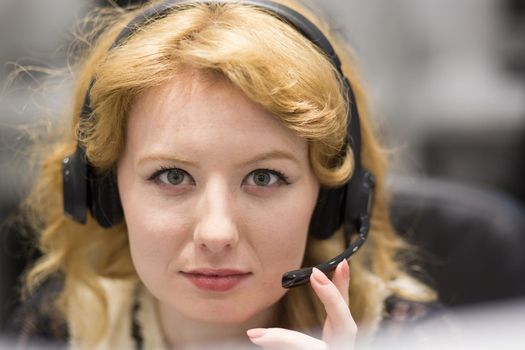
247 328 266 338
340 259 350 279
312 267 330 285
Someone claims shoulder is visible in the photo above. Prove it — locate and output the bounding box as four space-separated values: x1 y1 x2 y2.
5 278 68 347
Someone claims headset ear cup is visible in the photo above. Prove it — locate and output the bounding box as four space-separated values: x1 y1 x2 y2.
88 169 124 228
309 186 348 239
63 148 88 224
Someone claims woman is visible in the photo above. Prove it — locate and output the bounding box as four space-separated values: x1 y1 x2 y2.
11 0 435 348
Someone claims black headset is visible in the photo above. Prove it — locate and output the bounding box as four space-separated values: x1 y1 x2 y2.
62 0 375 288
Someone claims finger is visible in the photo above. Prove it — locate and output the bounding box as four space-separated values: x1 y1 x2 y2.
310 267 356 335
247 328 328 350
331 259 350 306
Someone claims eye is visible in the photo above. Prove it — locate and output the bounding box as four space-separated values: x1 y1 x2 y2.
245 169 289 187
151 168 194 186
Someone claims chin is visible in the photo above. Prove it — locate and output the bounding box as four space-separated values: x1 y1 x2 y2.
181 295 281 325
190 311 253 324
187 301 260 323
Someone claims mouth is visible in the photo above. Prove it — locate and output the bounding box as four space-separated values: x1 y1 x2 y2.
180 269 252 292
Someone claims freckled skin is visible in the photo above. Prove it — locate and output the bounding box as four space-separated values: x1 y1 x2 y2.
117 73 319 330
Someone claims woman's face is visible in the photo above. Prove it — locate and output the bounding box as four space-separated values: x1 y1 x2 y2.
117 72 319 324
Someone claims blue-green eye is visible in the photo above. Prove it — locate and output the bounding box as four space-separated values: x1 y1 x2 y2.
246 169 289 187
253 171 275 186
154 168 193 186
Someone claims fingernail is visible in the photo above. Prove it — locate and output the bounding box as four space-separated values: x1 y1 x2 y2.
311 267 330 285
247 328 266 339
339 259 350 279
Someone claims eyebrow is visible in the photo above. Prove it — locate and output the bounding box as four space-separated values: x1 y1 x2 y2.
238 150 301 167
137 154 195 168
137 149 302 168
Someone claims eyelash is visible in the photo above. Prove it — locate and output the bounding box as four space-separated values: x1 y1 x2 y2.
252 168 291 186
147 167 290 186
147 166 193 183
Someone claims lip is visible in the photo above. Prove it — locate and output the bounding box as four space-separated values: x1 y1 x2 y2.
180 269 252 292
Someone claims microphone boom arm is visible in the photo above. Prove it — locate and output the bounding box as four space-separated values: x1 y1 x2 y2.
281 171 375 288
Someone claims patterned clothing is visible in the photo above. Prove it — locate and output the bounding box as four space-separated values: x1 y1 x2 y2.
5 279 443 349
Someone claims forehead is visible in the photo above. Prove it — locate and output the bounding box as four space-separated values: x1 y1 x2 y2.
123 71 308 164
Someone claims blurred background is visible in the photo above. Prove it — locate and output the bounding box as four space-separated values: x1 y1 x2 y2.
1 0 524 336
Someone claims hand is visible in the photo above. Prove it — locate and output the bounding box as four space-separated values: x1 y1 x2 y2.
247 260 356 350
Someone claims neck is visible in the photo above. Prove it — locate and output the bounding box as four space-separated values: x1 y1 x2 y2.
157 300 278 349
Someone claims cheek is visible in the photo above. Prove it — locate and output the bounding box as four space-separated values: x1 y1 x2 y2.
246 193 316 274
121 190 191 278
119 170 187 250
126 210 184 255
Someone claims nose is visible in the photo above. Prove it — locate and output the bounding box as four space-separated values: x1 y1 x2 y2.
193 179 239 254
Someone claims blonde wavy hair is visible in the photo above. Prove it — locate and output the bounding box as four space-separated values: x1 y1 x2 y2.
22 0 434 346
